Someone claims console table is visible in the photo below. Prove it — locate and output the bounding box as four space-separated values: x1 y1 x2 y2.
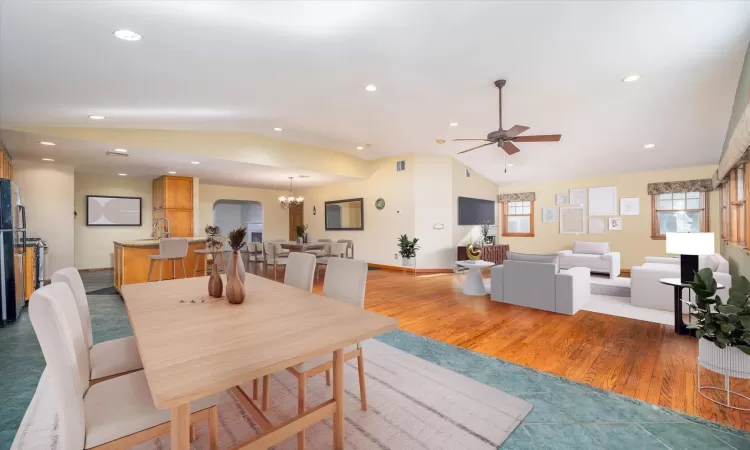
457 244 509 265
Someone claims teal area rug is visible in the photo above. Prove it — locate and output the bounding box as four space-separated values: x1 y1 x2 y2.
1 270 750 449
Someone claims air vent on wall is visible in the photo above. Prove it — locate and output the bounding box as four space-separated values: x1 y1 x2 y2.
105 151 129 157
396 160 405 171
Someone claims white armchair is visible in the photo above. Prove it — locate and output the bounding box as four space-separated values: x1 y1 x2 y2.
630 253 731 311
557 241 620 279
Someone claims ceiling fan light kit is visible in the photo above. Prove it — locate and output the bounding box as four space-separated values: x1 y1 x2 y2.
455 79 562 160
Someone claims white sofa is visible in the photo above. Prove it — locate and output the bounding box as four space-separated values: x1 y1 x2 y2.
490 252 591 315
557 241 620 279
630 254 732 312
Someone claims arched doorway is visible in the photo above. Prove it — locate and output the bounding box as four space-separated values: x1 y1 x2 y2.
212 200 263 242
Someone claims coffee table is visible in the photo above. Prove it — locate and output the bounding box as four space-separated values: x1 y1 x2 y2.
455 260 494 295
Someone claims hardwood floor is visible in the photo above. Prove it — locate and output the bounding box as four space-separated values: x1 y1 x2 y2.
298 266 750 432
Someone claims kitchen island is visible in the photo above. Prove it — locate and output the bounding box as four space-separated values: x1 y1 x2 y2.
113 237 206 293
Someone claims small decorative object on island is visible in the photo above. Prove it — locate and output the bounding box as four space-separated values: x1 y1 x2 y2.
295 224 308 244
226 227 248 304
398 234 420 268
204 225 224 298
688 268 750 410
466 244 482 261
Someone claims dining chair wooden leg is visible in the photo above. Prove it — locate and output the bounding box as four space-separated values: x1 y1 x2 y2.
253 378 259 400
208 406 219 450
189 425 196 443
171 404 190 450
219 252 226 273
358 349 367 411
333 349 344 450
273 263 278 281
297 373 307 450
147 259 155 282
262 375 270 411
325 369 331 386
180 258 186 278
158 260 163 281
193 254 201 277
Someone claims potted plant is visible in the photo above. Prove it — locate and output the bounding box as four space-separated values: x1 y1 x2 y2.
225 227 247 304
295 224 308 244
687 268 750 406
398 234 420 268
204 225 223 298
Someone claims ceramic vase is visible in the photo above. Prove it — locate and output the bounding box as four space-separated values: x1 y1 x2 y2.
297 236 304 244
226 250 246 283
208 262 223 298
226 251 246 304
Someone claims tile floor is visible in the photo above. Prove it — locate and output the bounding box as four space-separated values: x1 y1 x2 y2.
1 270 750 449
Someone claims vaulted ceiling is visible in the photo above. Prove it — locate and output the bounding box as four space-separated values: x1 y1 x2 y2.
1 1 749 185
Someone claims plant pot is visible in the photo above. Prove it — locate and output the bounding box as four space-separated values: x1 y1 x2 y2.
226 251 246 304
402 257 415 267
698 338 750 379
208 262 223 298
225 250 246 283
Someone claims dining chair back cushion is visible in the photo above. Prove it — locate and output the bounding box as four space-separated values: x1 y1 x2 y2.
159 238 189 258
317 239 332 254
337 239 354 258
51 267 93 349
29 283 89 450
329 242 348 258
263 242 278 261
323 258 367 308
285 252 317 292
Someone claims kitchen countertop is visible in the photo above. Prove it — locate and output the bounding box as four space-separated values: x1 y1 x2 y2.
114 237 206 247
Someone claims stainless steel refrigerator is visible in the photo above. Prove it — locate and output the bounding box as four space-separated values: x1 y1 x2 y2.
1 178 26 325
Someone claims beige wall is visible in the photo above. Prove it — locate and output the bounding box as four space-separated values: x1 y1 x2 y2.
74 173 152 269
198 183 290 240
413 154 454 268
298 156 416 267
13 160 75 276
497 165 719 270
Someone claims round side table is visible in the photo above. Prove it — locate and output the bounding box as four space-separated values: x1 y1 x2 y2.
455 260 493 296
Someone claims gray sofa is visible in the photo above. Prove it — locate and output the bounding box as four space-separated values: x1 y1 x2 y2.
490 253 591 315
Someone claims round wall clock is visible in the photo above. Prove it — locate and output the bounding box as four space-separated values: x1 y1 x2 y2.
375 198 386 210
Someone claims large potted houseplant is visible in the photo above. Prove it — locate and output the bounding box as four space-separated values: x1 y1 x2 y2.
295 224 308 244
687 268 750 408
398 234 420 268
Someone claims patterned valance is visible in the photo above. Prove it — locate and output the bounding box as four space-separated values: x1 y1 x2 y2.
646 179 713 195
497 192 535 202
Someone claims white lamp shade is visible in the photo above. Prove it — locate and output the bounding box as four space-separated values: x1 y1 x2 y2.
666 232 714 255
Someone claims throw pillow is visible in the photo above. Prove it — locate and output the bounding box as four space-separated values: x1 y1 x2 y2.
507 251 560 272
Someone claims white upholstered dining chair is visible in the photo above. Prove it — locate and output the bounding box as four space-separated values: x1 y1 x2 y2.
29 283 219 450
284 252 317 292
337 239 354 259
314 241 348 283
51 267 143 383
264 241 289 281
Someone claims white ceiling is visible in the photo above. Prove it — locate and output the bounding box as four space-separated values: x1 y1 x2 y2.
0 129 352 188
1 1 749 184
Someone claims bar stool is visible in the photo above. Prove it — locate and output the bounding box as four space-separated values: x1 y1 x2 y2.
147 238 189 282
193 248 226 277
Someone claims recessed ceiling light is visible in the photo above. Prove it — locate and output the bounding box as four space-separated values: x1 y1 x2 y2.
644 143 656 149
356 146 364 150
113 29 142 41
88 115 106 120
168 171 176 174
622 75 640 83
118 173 127 176
273 127 283 131
41 158 54 162
190 161 200 165
39 141 55 146
449 123 459 127
113 148 128 153
506 163 514 167
365 84 377 92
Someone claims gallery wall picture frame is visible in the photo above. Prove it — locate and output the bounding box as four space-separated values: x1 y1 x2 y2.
588 186 618 216
560 206 585 234
609 217 623 231
569 188 586 206
86 195 142 226
589 216 606 234
620 197 639 216
555 193 568 205
542 207 559 223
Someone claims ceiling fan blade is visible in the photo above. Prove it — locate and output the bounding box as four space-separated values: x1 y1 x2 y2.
453 138 491 141
514 134 562 142
504 125 530 138
458 142 494 154
503 141 521 155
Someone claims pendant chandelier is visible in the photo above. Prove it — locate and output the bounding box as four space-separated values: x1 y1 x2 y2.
279 176 304 210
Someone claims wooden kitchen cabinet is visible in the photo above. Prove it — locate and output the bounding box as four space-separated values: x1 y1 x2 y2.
0 148 12 180
152 175 193 237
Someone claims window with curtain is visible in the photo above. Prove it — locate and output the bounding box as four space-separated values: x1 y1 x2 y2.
722 181 730 241
651 191 707 239
503 200 534 237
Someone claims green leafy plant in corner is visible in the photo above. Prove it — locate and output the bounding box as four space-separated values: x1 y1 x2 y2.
227 227 248 252
295 224 308 238
397 234 420 259
687 268 750 355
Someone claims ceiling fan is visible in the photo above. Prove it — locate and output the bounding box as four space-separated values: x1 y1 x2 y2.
455 79 561 157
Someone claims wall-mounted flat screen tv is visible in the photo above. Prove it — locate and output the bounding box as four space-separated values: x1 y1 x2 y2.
458 197 495 225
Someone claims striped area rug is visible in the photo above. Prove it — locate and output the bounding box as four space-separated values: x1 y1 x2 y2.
14 340 531 450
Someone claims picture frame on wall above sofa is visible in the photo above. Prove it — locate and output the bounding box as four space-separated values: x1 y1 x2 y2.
588 186 617 216
542 207 559 223
589 217 606 234
569 188 586 206
86 195 142 226
560 206 585 234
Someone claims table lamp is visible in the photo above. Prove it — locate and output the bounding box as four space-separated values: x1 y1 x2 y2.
665 232 715 283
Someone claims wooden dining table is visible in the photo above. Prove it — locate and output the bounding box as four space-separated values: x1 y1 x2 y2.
280 242 325 252
121 273 398 449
